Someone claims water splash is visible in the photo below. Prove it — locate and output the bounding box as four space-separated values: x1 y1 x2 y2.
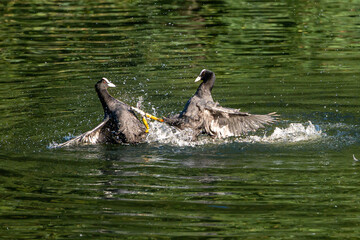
50 121 323 148
244 121 323 144
146 121 323 147
146 121 207 147
48 141 58 149
48 133 76 149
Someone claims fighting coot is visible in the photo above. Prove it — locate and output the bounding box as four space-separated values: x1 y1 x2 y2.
164 69 278 138
58 78 147 147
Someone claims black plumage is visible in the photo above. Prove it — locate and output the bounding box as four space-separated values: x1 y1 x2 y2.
58 78 146 147
164 69 278 138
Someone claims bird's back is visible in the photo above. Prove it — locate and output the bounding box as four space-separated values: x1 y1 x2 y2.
112 102 147 143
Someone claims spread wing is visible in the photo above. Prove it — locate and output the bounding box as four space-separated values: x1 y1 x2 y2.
204 104 278 138
56 118 115 147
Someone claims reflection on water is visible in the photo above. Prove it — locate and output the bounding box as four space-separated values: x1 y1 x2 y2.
1 0 360 239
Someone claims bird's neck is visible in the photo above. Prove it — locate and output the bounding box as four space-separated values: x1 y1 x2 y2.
195 78 215 99
96 87 116 118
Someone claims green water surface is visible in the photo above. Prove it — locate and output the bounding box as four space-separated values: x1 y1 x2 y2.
1 0 360 239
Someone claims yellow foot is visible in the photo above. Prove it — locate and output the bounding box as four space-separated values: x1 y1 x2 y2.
142 117 149 133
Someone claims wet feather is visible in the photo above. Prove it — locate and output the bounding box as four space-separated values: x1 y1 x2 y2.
164 69 279 139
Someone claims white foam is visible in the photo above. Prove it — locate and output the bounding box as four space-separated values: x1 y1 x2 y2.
146 121 208 147
242 121 323 143
146 121 323 146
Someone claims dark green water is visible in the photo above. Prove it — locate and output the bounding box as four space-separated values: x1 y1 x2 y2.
1 0 360 239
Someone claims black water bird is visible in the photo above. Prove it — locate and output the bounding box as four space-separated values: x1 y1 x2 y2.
58 78 147 147
164 69 278 139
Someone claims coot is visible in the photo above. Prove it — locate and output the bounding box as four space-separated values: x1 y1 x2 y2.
164 69 278 138
58 78 147 147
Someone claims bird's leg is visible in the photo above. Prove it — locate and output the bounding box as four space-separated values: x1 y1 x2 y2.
131 106 164 122
145 113 164 122
142 117 149 133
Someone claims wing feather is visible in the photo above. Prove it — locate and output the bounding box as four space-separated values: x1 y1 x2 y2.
57 118 115 147
204 104 278 138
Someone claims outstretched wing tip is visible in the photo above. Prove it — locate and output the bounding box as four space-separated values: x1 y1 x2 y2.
56 119 112 147
265 112 280 122
204 105 280 138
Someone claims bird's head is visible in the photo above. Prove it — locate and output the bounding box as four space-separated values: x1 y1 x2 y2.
101 77 116 88
96 77 116 90
195 69 215 83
